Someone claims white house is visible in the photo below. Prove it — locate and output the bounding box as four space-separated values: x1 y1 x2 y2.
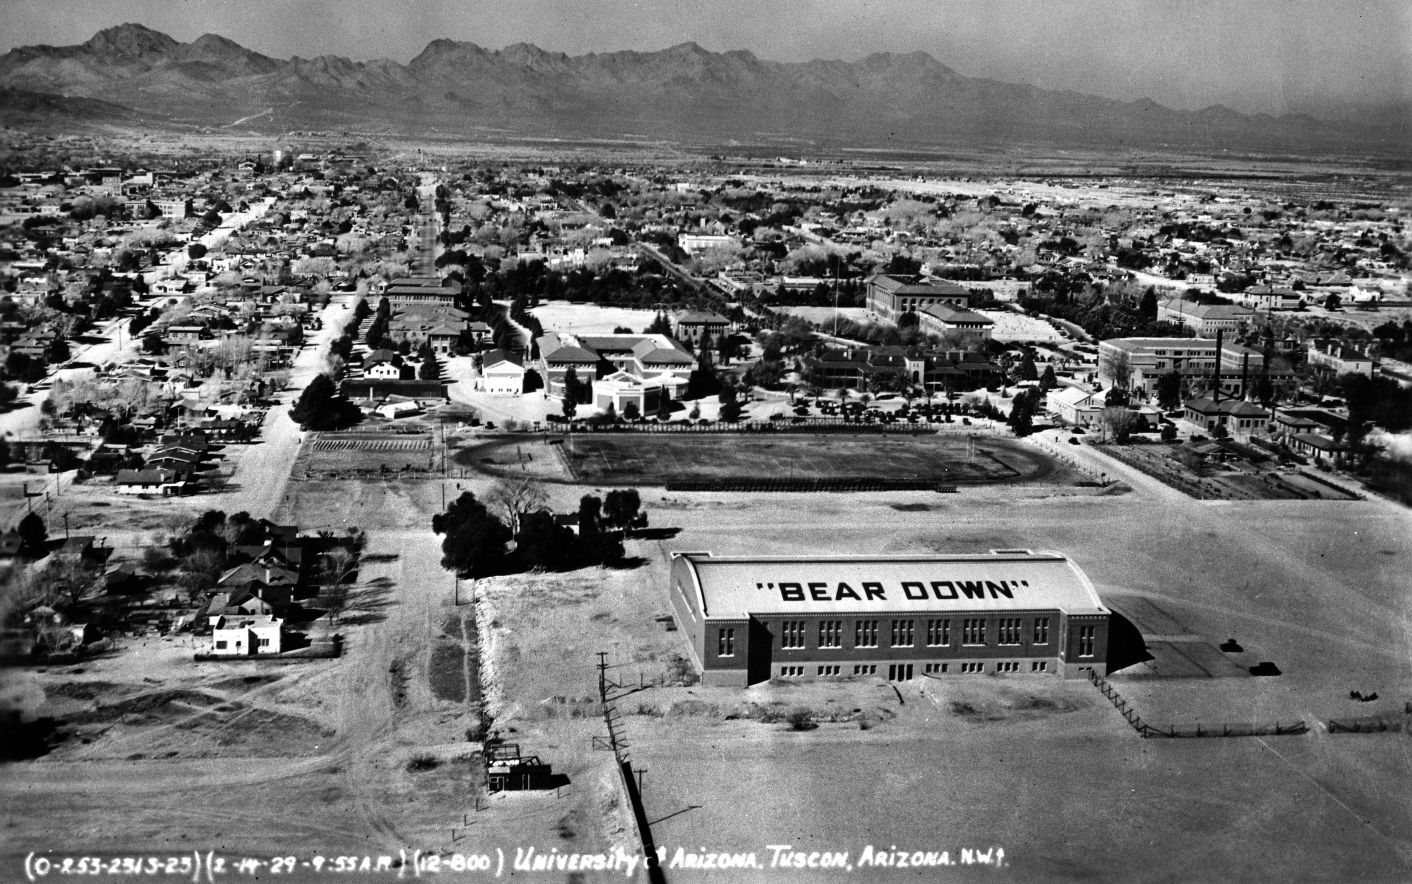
480 349 527 395
210 614 283 656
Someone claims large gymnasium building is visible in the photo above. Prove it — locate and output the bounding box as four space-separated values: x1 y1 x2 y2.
669 551 1110 686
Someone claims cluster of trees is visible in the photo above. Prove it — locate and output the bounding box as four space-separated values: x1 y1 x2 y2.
1006 388 1043 437
364 296 391 349
432 479 642 577
290 373 360 430
162 510 269 602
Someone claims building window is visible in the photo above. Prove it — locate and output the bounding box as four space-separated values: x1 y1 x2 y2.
257 638 270 648
1034 617 1050 645
925 663 948 674
998 618 1021 645
960 662 983 674
926 618 950 647
997 661 1020 673
781 620 806 649
817 665 841 677
779 666 804 677
853 664 876 676
855 620 878 648
718 628 735 657
890 619 914 647
818 620 842 648
962 618 986 646
215 640 227 650
1078 625 1096 658
1032 661 1048 672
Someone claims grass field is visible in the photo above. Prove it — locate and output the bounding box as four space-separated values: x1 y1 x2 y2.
463 433 1065 486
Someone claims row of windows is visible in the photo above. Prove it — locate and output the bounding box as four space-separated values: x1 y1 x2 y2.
781 660 1053 678
775 618 1053 650
722 621 1090 659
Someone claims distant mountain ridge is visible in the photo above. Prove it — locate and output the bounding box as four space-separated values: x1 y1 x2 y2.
1 23 1403 155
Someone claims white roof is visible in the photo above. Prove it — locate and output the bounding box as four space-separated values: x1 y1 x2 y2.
675 551 1108 619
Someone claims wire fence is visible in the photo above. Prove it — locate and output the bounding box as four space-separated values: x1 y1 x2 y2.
1085 668 1309 739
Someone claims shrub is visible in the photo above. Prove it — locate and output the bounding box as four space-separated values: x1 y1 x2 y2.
406 753 440 772
786 708 817 731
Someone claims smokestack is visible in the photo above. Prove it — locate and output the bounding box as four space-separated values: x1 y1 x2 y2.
1240 351 1250 401
1213 330 1223 403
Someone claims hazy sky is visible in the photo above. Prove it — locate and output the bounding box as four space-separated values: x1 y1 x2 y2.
2 0 1407 114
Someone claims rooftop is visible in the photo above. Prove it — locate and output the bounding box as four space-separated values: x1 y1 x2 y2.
674 551 1108 619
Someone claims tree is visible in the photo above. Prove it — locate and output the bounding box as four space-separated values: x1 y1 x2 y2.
623 401 641 421
578 495 602 536
178 548 226 604
603 489 642 533
1210 422 1230 440
1007 389 1041 437
562 367 585 405
1015 352 1039 382
720 396 743 422
562 394 577 421
1160 423 1178 442
1138 287 1158 321
318 546 359 626
418 351 440 381
1103 407 1139 444
717 331 735 365
290 373 358 430
432 492 509 577
514 510 575 571
1099 347 1132 392
485 476 548 537
655 394 673 421
187 243 208 260
17 512 47 557
1155 371 1184 410
1324 293 1341 311
1039 365 1058 392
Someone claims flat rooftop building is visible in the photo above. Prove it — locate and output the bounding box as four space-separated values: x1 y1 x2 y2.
669 551 1110 686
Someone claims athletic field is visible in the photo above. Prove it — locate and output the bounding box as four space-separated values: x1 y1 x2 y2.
485 433 1060 485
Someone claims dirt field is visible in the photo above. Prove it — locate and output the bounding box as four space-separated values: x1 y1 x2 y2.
459 432 1074 487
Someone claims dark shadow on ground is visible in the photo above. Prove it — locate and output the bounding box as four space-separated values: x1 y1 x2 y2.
628 527 680 541
1105 610 1153 675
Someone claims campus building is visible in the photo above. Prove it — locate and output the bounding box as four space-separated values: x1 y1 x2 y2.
668 551 1110 686
866 274 970 322
1097 337 1290 399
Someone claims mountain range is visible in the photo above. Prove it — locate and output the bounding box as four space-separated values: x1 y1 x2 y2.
1 23 1404 156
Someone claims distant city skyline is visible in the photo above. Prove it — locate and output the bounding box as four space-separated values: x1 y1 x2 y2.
2 0 1407 118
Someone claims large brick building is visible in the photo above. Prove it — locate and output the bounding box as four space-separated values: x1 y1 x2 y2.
668 551 1110 686
866 274 970 322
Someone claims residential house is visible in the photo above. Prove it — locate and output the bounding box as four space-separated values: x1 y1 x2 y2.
209 614 283 656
